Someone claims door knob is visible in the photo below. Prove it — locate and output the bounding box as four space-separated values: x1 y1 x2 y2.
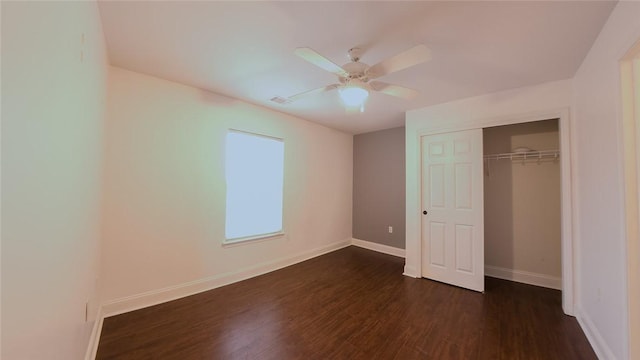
423 210 428 215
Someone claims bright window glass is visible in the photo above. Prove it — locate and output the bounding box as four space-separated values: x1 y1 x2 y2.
225 130 284 241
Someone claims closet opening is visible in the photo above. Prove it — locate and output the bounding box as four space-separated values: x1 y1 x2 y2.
482 119 562 291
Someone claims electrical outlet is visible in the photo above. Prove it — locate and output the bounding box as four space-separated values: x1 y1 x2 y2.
85 301 89 322
388 226 393 233
85 298 97 323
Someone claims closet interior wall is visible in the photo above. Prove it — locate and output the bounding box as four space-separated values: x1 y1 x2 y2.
483 119 562 287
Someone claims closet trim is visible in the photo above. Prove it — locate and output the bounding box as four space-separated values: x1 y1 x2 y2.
407 107 574 316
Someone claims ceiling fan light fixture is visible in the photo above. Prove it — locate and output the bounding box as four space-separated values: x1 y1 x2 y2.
338 82 369 108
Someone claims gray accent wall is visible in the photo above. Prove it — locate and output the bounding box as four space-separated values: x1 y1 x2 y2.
353 127 405 249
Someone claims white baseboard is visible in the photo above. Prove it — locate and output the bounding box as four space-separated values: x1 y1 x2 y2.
86 239 351 359
485 265 562 290
101 239 351 318
351 238 405 258
575 306 617 360
403 265 419 278
84 306 104 360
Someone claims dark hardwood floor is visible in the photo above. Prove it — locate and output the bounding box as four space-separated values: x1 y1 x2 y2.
96 246 596 359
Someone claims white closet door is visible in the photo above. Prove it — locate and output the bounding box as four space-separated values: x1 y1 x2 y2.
420 129 484 292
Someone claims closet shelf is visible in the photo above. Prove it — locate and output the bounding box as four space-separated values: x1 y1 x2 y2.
483 149 560 161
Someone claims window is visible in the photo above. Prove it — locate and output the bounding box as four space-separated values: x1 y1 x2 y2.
225 130 284 242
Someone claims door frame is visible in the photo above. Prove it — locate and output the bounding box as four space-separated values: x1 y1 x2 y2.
620 39 640 360
405 107 574 315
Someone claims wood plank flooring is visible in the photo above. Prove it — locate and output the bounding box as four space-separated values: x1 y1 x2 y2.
96 246 596 359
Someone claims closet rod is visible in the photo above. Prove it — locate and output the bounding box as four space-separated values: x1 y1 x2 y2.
483 149 560 161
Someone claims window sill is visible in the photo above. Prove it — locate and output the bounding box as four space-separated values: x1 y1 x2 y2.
222 232 285 247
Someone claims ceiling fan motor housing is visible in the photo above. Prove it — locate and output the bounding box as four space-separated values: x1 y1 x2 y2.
340 61 370 85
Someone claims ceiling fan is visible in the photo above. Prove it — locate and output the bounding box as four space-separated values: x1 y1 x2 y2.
271 44 431 111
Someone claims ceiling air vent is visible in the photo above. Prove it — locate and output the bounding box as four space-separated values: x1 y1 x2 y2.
270 96 291 104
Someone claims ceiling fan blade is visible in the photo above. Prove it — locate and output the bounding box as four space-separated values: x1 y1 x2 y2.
370 81 419 99
366 45 431 79
274 84 340 104
294 47 349 78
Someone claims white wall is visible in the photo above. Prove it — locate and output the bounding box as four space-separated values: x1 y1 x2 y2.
1 2 107 359
484 121 561 285
101 67 353 310
572 2 640 359
405 79 571 279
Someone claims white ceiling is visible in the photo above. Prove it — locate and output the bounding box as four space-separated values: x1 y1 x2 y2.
98 1 615 134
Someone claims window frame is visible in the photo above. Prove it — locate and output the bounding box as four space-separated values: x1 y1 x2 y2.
223 129 285 245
